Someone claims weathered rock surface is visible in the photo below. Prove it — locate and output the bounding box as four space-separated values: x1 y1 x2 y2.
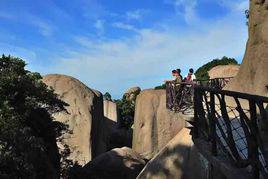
103 100 118 146
73 147 146 179
132 89 186 159
137 128 208 179
43 74 106 165
226 0 268 96
103 100 118 123
103 100 132 150
124 86 141 101
208 65 240 79
108 128 133 150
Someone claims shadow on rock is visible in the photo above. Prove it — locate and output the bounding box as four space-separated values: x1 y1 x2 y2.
68 147 146 179
103 116 133 150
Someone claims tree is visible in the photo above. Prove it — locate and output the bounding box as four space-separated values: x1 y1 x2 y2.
154 83 166 90
114 96 136 129
0 55 69 178
103 92 112 101
195 56 238 80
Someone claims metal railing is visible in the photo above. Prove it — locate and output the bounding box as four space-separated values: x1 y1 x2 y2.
166 81 195 113
191 86 268 178
208 77 234 90
166 77 234 113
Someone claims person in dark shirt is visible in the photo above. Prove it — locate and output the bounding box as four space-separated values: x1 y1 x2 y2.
165 69 183 110
165 69 182 84
177 68 183 82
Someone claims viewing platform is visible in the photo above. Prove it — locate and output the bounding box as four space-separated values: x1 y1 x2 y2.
166 78 268 179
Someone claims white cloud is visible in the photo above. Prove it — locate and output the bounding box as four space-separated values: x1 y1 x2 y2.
234 0 249 12
0 12 15 20
112 22 138 32
0 42 37 68
31 19 54 37
94 19 105 35
0 11 54 37
11 0 247 98
40 11 248 98
218 0 249 12
82 0 106 20
235 1 249 11
126 9 148 21
165 0 198 24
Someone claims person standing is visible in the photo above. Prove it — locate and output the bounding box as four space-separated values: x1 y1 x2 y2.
165 70 182 111
185 68 196 82
176 69 183 82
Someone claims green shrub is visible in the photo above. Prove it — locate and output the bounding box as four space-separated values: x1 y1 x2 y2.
114 96 135 129
103 92 112 101
154 83 166 90
195 56 238 80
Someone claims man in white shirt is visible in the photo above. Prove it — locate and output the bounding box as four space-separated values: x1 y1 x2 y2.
185 68 196 82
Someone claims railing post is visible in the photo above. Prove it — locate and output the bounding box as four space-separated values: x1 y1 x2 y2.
166 82 174 110
166 82 169 109
190 85 268 177
249 100 260 179
209 92 217 156
193 87 199 138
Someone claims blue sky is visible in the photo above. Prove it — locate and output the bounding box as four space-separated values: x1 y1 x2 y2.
0 0 249 98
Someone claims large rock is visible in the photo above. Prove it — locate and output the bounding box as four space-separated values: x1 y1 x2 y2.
132 89 186 159
103 100 118 123
226 0 268 96
43 74 107 165
137 128 208 179
208 65 240 79
103 100 118 139
103 100 132 150
73 147 146 179
124 87 141 101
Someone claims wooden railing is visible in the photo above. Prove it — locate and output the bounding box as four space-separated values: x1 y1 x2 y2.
191 86 268 178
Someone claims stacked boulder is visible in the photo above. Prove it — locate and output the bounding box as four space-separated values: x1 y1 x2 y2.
124 87 141 101
208 65 240 79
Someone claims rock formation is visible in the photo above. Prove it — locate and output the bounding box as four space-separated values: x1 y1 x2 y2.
226 0 268 96
103 100 132 150
124 87 141 101
43 74 107 165
132 89 186 159
71 147 146 179
103 100 118 123
137 128 208 179
208 65 240 79
103 100 118 140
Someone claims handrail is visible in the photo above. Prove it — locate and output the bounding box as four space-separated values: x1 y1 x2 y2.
166 77 235 113
166 81 196 113
192 86 268 178
195 86 268 103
